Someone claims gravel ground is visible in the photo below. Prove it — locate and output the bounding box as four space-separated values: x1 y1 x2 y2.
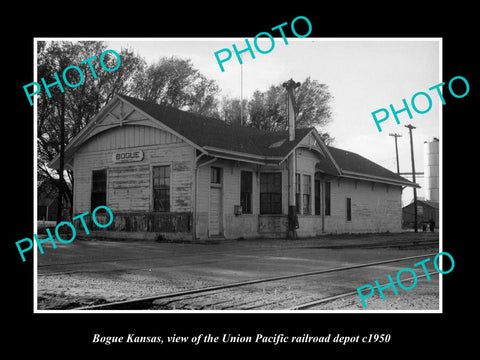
37 273 217 309
306 275 440 311
37 271 440 311
36 232 441 311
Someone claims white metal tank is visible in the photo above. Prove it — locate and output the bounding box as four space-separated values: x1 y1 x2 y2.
424 138 439 202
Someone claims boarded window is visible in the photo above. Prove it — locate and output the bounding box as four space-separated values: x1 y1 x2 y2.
240 171 252 214
260 172 282 214
91 169 107 211
303 174 311 215
346 197 352 221
153 165 170 212
325 182 331 216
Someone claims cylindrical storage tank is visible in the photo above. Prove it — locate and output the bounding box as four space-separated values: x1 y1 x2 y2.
424 138 439 202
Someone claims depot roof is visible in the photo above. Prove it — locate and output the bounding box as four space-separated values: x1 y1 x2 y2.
49 94 417 188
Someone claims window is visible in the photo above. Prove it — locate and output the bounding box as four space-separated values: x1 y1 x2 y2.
295 173 301 213
417 205 424 215
240 171 252 214
346 197 352 221
303 175 311 215
153 165 170 211
211 167 222 184
314 180 321 216
260 172 282 214
91 169 107 211
325 182 331 216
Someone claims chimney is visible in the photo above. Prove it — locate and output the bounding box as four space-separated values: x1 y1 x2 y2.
283 79 301 240
283 78 301 141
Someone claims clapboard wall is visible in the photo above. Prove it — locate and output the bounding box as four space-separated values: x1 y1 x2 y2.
73 124 194 215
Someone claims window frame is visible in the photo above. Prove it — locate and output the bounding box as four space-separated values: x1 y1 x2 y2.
211 167 222 186
152 164 171 212
346 197 352 221
259 172 282 215
295 173 301 214
302 174 311 215
325 181 331 216
240 170 253 214
91 169 107 212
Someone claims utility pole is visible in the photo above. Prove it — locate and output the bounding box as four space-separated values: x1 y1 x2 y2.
389 133 402 175
405 124 418 233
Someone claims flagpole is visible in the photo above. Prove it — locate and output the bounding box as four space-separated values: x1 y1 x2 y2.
240 63 243 125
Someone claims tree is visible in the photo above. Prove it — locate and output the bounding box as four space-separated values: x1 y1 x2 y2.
131 56 220 117
37 41 143 221
219 96 248 125
245 77 335 144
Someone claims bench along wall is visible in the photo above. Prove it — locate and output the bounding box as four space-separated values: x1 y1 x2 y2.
72 124 195 240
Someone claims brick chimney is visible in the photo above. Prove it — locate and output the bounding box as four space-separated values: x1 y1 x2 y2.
282 78 301 141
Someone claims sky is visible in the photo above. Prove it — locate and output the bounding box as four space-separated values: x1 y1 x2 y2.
105 38 441 205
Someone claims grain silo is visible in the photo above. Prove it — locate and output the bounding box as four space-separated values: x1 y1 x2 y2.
424 137 439 202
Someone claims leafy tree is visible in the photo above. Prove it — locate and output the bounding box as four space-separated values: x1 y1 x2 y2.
245 77 334 144
131 56 220 117
37 41 143 221
219 96 248 125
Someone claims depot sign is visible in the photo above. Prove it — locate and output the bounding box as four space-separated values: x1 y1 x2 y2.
112 150 144 163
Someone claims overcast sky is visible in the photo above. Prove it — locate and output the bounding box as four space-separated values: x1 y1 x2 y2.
104 38 441 204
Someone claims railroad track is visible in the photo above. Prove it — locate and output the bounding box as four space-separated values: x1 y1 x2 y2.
74 253 438 311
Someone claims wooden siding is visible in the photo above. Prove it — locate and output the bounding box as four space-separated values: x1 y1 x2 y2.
77 212 192 233
73 124 194 215
78 124 182 153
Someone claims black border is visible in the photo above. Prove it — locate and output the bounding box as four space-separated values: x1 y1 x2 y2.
7 5 473 355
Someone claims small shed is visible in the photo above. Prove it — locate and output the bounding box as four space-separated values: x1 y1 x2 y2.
402 199 439 230
37 195 58 221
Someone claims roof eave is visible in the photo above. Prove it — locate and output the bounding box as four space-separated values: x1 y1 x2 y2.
340 170 420 188
279 129 342 176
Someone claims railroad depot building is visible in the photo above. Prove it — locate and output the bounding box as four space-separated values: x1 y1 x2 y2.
48 94 417 241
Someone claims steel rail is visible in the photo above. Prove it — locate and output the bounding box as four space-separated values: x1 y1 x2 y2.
288 271 439 310
74 253 436 310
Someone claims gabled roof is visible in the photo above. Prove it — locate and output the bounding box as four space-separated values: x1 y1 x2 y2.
404 199 439 209
117 94 312 159
326 146 415 186
48 94 417 188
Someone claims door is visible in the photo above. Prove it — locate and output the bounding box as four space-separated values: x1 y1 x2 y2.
209 187 222 236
